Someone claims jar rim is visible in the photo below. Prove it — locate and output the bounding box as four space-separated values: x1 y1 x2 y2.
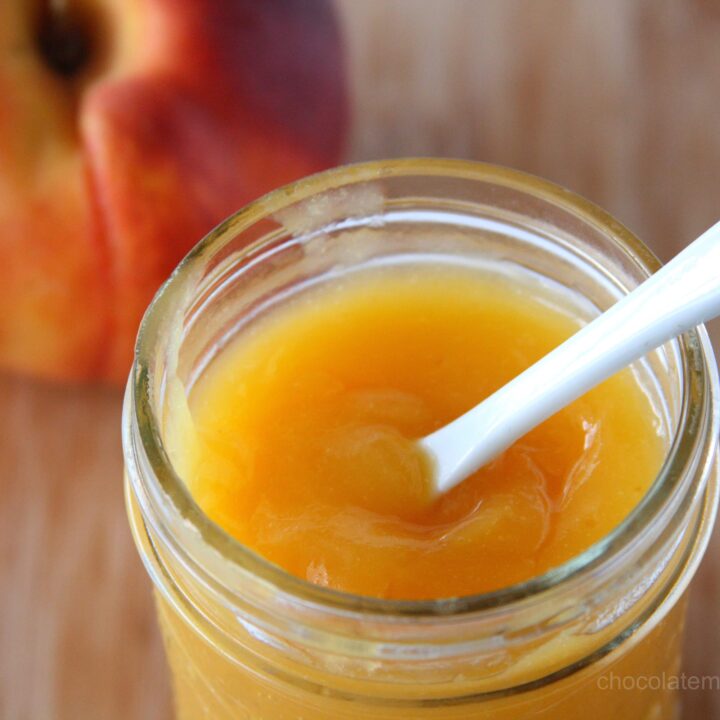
128 157 718 617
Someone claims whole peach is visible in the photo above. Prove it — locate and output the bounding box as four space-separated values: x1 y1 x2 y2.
0 0 347 382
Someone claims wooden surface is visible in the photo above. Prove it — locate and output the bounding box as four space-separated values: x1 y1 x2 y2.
3 1 720 717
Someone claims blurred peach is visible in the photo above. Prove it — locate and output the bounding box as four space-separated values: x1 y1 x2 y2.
0 0 347 381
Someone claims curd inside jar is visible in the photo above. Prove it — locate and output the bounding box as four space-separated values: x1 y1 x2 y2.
165 259 666 600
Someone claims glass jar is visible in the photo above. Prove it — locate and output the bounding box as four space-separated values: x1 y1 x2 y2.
123 159 719 719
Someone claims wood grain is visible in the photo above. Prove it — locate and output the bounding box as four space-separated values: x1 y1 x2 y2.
0 380 170 719
2 1 720 717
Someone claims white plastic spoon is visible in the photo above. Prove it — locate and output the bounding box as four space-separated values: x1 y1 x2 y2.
421 220 720 496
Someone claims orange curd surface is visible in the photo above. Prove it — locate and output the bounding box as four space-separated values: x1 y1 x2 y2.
168 263 665 600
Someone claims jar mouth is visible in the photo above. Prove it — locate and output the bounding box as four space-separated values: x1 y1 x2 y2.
128 158 718 618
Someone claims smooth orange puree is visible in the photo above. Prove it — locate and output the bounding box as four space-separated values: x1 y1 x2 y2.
168 264 665 599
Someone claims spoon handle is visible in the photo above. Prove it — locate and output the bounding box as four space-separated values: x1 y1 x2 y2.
423 220 720 494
